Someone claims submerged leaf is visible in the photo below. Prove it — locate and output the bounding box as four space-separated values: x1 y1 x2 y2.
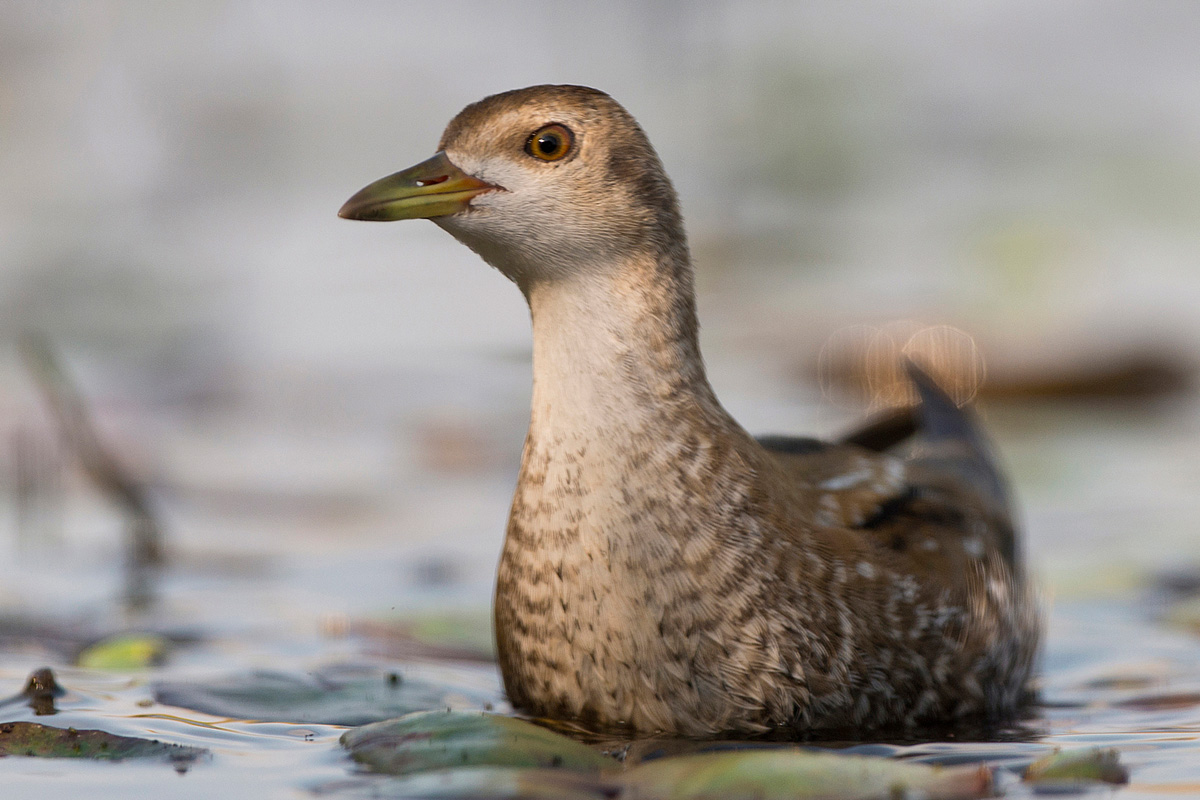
1024 747 1129 787
0 721 205 766
341 711 615 775
621 749 993 800
154 665 498 726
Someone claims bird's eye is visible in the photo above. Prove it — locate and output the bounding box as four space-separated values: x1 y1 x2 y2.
525 124 573 162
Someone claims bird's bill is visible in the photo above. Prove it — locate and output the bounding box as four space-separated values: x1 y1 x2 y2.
338 151 496 221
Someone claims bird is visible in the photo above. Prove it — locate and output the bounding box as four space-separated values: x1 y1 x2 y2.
339 84 1040 737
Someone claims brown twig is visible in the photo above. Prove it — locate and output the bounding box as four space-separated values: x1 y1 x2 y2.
18 333 163 569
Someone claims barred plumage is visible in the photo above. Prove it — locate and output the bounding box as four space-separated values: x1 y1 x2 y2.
342 84 1041 737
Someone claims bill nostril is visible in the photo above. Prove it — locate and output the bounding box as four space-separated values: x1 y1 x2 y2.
416 175 449 187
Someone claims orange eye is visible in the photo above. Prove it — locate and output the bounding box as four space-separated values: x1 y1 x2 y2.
525 124 573 162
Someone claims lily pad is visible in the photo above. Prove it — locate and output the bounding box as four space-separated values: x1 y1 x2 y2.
319 767 616 799
0 721 205 766
154 665 498 726
78 633 170 670
1024 747 1129 787
621 749 993 800
341 711 615 775
337 713 997 800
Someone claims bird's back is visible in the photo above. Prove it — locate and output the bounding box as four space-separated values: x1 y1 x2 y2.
752 364 1038 731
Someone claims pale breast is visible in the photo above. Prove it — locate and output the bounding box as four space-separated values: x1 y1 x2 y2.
494 422 1037 735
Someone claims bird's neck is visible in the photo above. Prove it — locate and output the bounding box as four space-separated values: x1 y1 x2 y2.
524 249 722 440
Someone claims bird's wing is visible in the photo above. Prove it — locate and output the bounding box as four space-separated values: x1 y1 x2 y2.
759 361 1017 567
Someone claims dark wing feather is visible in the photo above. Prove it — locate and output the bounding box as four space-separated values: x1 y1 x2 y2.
760 360 1018 568
838 406 917 452
756 435 830 456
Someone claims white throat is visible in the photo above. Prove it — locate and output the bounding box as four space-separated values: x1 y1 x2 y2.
524 264 717 442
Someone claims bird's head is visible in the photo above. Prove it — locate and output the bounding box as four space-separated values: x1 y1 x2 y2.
339 85 684 289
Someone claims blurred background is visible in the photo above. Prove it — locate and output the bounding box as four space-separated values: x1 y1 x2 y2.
1 1 1199 650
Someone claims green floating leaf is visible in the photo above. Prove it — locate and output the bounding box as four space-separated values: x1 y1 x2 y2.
154 666 499 726
78 633 170 670
0 721 205 766
1024 747 1129 787
622 749 993 800
322 767 616 800
335 712 1006 799
341 711 615 776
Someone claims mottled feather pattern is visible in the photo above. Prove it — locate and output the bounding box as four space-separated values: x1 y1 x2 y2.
375 84 1040 736
493 245 1038 735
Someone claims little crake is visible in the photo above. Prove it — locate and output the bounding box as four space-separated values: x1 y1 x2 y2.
340 85 1040 737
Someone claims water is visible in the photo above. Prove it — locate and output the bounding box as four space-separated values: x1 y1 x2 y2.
0 372 1198 796
1 598 1199 796
2 2 1200 796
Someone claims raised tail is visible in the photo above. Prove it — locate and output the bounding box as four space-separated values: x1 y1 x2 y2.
834 359 1018 568
901 359 1010 513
